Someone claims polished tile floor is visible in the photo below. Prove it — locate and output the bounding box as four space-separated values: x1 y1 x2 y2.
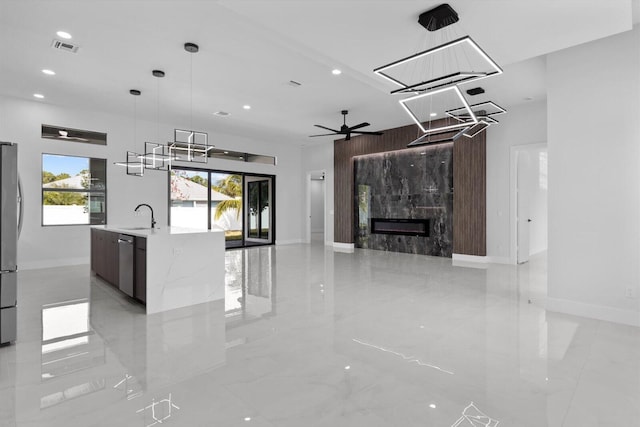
1 244 639 426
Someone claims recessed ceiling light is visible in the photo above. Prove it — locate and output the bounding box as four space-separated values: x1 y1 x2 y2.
243 105 251 110
56 31 72 39
42 69 56 76
332 69 342 75
429 404 437 409
430 112 437 117
33 93 45 99
344 365 351 370
244 417 251 421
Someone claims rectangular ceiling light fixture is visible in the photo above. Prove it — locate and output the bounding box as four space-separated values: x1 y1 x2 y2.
463 121 491 138
169 129 213 163
399 85 477 134
446 101 506 121
407 127 468 147
140 142 172 170
373 36 503 94
113 151 144 176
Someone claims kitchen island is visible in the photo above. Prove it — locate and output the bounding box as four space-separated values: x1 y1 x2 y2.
90 226 225 314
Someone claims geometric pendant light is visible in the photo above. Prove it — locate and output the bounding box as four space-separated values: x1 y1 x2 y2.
374 35 503 95
446 101 507 138
167 42 213 164
114 89 145 176
373 3 506 144
399 85 477 134
142 69 173 171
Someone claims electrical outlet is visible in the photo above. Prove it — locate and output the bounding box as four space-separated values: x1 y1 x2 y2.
625 287 636 299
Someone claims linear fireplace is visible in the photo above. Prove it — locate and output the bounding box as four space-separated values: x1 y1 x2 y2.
370 218 430 237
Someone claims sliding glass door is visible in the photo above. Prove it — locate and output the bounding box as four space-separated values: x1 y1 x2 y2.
169 167 274 248
169 170 209 230
210 173 243 248
245 177 272 245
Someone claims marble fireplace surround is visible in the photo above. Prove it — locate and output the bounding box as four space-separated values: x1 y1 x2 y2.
354 143 453 257
334 119 486 257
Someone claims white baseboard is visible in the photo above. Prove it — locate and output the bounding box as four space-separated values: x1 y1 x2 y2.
545 297 640 327
20 256 90 271
486 256 514 265
452 254 487 263
276 239 304 245
332 242 355 252
332 242 354 249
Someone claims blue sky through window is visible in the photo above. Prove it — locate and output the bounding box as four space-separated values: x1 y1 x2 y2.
43 154 89 176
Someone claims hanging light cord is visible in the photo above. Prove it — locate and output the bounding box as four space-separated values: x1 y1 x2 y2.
190 50 193 131
156 77 160 143
133 95 137 151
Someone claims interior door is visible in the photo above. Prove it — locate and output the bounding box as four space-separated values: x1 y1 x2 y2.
517 151 531 264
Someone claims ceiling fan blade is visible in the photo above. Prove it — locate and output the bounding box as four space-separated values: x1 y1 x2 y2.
352 131 384 136
309 133 339 137
314 124 340 133
348 122 370 131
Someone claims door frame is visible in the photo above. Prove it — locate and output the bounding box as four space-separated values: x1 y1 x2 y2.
509 142 547 264
305 169 327 244
244 175 274 244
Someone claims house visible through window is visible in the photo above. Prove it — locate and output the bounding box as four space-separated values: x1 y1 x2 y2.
170 167 276 248
42 154 107 225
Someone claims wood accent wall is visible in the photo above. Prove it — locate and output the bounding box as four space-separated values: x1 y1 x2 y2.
453 134 486 256
334 121 486 256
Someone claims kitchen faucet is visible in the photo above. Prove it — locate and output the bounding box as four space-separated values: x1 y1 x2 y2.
134 203 156 229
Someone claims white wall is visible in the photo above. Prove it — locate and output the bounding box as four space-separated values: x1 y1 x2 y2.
547 27 640 325
0 95 303 269
310 179 324 232
486 100 547 263
301 143 334 244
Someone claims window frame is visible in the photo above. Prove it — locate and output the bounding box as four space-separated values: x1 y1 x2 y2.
41 153 107 227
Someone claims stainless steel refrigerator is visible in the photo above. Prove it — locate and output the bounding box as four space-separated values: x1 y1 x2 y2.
0 142 18 345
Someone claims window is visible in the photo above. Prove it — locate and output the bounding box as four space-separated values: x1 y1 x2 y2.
169 170 209 230
42 154 107 225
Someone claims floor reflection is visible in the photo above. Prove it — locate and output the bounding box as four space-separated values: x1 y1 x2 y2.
225 246 276 327
0 248 638 426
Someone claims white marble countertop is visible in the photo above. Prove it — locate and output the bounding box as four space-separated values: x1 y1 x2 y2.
91 225 225 314
92 225 223 238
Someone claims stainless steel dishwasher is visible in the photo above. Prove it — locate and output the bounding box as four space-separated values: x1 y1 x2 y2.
118 234 135 298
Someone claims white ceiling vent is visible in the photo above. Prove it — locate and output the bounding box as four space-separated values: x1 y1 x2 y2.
51 39 79 53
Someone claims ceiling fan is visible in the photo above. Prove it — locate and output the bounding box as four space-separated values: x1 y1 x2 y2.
310 110 383 141
57 129 89 142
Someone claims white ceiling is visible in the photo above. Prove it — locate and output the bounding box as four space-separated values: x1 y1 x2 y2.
0 0 635 145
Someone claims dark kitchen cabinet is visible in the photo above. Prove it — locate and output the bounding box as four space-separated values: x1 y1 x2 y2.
91 229 146 305
135 237 146 303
